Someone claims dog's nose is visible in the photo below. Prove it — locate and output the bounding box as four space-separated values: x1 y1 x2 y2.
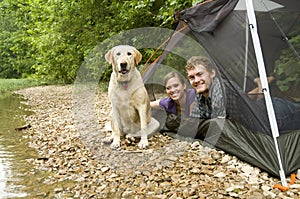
120 62 127 69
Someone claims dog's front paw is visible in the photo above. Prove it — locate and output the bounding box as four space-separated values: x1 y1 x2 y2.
138 138 149 149
102 136 113 144
110 140 121 149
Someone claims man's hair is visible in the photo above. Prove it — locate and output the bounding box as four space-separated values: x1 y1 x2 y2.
163 71 186 87
185 56 214 72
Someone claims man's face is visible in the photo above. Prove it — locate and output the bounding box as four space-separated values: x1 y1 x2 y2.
187 64 215 98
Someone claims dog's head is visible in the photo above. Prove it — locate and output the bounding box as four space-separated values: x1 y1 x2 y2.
105 45 142 82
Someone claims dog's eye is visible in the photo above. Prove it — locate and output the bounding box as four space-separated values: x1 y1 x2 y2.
116 52 121 56
127 52 132 56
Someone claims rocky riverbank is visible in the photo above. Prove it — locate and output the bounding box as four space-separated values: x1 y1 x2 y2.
16 85 300 198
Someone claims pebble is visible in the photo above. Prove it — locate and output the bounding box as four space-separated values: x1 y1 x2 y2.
221 154 231 164
297 169 300 180
214 172 226 178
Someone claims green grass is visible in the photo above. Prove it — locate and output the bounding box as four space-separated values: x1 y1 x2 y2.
0 79 45 93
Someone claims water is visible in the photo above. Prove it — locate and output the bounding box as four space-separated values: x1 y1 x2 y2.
0 92 49 198
0 92 80 199
0 92 33 198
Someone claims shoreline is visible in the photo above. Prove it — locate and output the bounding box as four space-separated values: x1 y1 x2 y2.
15 85 299 198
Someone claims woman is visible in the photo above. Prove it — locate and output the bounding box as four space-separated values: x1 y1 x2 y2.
150 72 196 132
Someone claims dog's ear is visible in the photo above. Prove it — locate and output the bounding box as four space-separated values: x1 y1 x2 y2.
105 48 114 65
134 49 142 65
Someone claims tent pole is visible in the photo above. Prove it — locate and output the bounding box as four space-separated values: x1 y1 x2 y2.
243 16 249 92
245 0 287 186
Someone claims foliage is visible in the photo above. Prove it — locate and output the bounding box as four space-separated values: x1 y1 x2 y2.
0 0 206 84
274 31 300 93
0 1 32 78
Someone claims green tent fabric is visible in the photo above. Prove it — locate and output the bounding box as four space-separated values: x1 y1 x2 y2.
196 119 300 177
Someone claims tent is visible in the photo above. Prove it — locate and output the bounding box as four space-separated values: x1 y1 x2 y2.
143 0 300 187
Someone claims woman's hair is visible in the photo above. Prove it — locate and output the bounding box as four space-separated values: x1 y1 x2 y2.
163 71 186 87
185 56 214 72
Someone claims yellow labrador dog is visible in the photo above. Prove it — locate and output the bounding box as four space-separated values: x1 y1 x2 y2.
104 45 159 149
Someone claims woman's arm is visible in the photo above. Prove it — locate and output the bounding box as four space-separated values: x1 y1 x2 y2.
150 100 161 109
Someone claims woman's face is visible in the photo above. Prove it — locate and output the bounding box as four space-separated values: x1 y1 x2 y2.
165 76 186 101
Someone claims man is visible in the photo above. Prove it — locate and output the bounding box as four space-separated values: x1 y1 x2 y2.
185 56 300 134
185 56 226 120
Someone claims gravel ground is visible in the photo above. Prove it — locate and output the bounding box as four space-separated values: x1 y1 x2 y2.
15 85 300 199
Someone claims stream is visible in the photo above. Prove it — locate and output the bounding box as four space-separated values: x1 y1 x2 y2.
0 92 53 198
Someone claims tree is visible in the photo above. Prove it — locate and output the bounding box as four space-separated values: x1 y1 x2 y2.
0 0 34 78
0 0 206 83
